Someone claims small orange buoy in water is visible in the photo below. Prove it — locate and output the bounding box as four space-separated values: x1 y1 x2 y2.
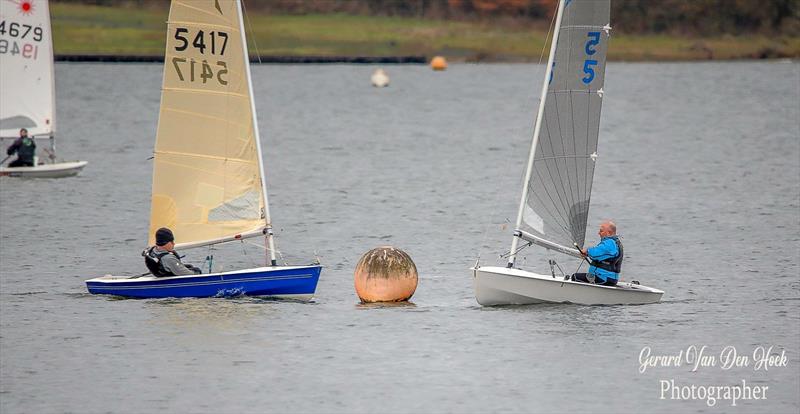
354 246 418 303
430 56 447 71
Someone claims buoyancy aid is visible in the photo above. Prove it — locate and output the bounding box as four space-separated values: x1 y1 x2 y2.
16 138 36 162
142 246 180 276
590 237 624 274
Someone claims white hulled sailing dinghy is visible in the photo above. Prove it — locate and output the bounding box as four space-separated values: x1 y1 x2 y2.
86 0 321 299
0 0 87 178
472 0 663 306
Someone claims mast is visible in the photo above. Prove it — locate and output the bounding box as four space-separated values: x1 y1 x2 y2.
507 0 567 268
46 0 57 162
236 0 278 266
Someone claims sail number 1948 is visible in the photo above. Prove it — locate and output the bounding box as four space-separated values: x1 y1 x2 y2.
172 58 228 85
172 27 230 86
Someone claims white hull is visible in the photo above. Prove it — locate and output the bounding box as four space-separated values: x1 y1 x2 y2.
473 266 663 306
0 161 87 178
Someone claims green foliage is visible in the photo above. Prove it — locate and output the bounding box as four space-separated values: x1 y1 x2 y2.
611 0 799 36
49 2 800 60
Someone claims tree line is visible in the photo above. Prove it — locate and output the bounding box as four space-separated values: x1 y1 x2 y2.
54 0 800 36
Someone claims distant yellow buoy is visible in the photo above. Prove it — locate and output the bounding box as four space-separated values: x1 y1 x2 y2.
430 56 447 71
354 246 418 303
371 68 389 87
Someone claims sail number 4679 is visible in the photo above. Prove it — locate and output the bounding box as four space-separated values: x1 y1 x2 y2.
0 21 44 41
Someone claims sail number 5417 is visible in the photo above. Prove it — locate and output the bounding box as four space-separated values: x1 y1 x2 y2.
172 58 228 85
582 31 600 85
171 27 230 86
174 28 228 55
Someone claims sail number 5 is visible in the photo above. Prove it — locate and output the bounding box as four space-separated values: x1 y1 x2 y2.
582 31 600 85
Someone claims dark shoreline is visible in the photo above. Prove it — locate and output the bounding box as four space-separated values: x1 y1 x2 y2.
54 54 797 64
55 55 427 64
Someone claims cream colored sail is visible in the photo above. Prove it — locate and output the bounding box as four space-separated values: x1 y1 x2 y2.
149 0 266 247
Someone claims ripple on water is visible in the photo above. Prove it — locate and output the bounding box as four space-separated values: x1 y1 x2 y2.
0 62 798 414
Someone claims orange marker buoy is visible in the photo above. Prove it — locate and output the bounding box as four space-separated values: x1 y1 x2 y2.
430 56 447 71
354 246 418 303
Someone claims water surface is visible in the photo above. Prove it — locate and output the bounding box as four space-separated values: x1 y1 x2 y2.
1 61 798 413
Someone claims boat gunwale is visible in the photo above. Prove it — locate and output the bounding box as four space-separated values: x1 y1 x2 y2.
86 264 322 285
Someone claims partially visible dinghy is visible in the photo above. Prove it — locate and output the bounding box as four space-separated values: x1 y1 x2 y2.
472 0 663 306
0 161 88 178
86 0 321 299
0 0 87 178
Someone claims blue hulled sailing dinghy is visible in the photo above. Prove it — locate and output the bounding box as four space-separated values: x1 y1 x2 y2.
86 0 321 299
472 0 663 306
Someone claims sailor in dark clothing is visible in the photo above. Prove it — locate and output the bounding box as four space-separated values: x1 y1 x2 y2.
572 220 623 286
6 128 36 167
143 227 202 277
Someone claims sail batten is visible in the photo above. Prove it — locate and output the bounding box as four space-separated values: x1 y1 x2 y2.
162 88 249 98
149 0 268 247
167 21 239 30
561 25 607 29
155 150 256 164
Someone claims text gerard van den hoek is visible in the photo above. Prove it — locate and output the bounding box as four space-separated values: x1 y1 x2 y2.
639 345 788 374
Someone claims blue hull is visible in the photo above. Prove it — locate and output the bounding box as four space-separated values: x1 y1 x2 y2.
85 265 321 299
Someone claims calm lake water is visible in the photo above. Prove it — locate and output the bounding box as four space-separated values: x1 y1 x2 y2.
1 61 798 414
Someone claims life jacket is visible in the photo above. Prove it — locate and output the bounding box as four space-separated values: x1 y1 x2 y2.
17 138 35 162
142 246 180 277
590 237 623 274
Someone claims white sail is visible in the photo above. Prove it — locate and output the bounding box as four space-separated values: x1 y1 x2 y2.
149 0 271 249
0 0 55 137
476 0 664 306
510 0 610 264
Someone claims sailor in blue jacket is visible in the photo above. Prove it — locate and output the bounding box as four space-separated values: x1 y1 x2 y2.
572 221 623 286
